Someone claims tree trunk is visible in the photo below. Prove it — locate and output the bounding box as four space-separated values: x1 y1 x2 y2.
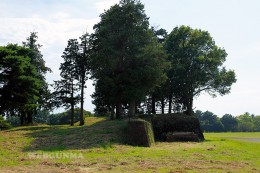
161 97 165 114
79 76 85 126
110 105 115 120
187 96 193 116
70 81 75 126
168 94 172 114
26 111 33 125
20 113 25 126
151 95 156 114
116 103 123 119
128 100 136 118
70 103 75 126
135 103 139 114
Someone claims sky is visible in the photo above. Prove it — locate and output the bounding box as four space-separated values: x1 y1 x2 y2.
0 0 260 116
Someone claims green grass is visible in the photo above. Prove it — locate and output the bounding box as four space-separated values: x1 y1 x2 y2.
0 117 259 173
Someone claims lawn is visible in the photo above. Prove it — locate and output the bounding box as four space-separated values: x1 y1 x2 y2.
0 117 259 173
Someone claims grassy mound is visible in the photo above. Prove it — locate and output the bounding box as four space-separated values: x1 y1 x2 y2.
0 117 259 173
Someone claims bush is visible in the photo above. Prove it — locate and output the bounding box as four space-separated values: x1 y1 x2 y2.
149 113 204 141
5 115 20 127
127 119 155 147
0 116 12 130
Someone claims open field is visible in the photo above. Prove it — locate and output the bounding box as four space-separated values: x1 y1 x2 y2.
0 117 259 173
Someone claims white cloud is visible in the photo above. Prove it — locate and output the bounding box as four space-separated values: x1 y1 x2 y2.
50 12 71 20
0 15 99 112
95 0 119 13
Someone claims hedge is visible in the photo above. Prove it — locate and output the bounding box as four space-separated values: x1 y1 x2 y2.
139 113 204 141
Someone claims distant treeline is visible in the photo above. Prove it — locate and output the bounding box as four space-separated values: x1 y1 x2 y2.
195 110 260 132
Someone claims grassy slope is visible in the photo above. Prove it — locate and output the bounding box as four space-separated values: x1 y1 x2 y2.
0 117 259 173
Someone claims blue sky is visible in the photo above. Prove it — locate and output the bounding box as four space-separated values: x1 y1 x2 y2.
0 0 259 116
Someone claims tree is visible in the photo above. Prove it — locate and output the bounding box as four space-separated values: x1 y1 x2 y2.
91 77 116 118
164 26 236 115
236 113 255 132
0 44 42 125
195 110 224 132
22 32 51 124
77 32 91 126
23 32 51 75
90 0 169 118
147 27 169 114
220 114 238 131
53 39 80 126
253 115 260 131
33 109 51 124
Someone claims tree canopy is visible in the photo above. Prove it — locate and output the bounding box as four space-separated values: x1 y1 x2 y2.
0 44 42 124
90 0 169 118
1 0 240 126
164 26 236 115
53 39 80 126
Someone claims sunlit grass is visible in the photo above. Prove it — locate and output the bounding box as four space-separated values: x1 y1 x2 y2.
0 117 259 172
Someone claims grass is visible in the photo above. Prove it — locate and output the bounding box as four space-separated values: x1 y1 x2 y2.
0 117 259 173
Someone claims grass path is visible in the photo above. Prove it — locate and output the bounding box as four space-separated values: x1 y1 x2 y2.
0 117 259 173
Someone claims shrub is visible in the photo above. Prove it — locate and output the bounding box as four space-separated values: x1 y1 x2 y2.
5 115 20 127
127 119 155 147
0 116 12 130
149 113 204 141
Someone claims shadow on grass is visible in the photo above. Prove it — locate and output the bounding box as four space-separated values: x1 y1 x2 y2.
9 126 52 132
22 118 128 152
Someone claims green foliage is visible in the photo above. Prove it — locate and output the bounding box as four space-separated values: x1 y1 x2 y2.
127 119 154 147
52 39 80 126
0 33 51 125
78 32 91 126
0 44 42 122
0 116 12 130
236 113 255 132
23 32 51 75
32 109 51 124
90 0 169 117
195 110 260 132
253 116 260 131
220 114 238 131
46 109 92 125
5 115 20 127
149 113 204 141
164 25 236 114
22 32 51 124
195 110 224 132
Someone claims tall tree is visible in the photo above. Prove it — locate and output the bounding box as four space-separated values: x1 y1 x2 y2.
164 26 236 115
53 39 79 126
0 44 41 125
148 27 169 114
90 0 169 118
77 32 90 126
22 32 51 124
